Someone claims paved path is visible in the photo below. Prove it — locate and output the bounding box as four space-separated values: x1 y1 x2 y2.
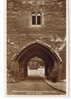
45 80 66 92
7 77 65 95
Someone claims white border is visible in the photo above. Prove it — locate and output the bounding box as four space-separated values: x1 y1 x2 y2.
68 0 71 97
0 0 70 99
66 0 69 96
0 0 6 97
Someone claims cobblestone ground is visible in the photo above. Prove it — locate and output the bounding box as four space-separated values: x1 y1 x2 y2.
7 77 65 95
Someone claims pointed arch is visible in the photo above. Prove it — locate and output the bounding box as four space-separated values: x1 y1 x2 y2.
14 41 62 81
15 41 62 63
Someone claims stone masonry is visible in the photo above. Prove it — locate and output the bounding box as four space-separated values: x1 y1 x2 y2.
7 0 66 81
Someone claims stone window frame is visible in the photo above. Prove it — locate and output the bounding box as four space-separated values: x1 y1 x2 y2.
31 12 42 27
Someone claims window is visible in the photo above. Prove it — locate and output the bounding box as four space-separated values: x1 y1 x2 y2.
37 15 41 25
32 13 41 25
32 15 36 25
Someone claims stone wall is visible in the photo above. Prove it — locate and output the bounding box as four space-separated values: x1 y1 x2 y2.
7 0 66 80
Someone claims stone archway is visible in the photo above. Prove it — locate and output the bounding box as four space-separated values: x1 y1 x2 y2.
15 41 62 82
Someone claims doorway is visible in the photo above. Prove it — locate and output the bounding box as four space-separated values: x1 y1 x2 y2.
16 42 61 81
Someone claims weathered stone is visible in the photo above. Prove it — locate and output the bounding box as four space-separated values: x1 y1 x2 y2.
7 0 66 81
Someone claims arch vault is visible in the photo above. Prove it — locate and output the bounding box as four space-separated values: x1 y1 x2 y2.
15 41 62 81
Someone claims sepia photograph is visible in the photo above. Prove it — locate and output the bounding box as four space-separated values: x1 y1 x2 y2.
7 0 66 95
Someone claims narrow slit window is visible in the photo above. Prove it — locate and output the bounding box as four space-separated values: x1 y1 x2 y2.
32 15 36 25
37 15 41 25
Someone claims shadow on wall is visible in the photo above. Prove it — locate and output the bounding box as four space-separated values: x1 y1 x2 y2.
8 42 63 82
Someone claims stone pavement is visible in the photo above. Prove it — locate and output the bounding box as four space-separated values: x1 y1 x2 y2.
7 77 65 95
44 79 66 92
